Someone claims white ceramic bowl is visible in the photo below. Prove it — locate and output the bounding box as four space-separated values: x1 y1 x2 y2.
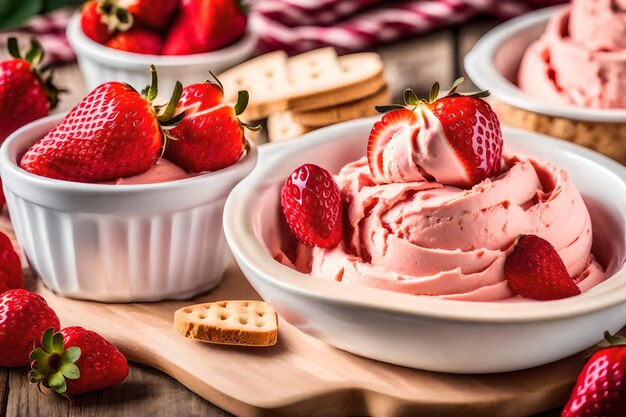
0 113 257 302
66 13 258 98
464 6 626 164
224 118 626 373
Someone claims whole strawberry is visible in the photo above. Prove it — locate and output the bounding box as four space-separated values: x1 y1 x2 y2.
30 327 128 395
162 0 248 55
0 289 60 367
105 29 163 55
505 234 581 301
281 164 343 248
20 66 184 183
165 76 256 173
371 78 502 188
562 332 626 417
0 38 62 142
0 231 23 293
122 0 179 32
80 0 133 44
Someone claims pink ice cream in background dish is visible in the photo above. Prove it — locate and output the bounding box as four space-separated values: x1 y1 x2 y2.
518 0 626 108
273 119 607 302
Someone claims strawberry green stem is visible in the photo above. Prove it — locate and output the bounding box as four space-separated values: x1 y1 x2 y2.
375 77 491 115
6 37 64 110
604 331 626 346
29 328 81 396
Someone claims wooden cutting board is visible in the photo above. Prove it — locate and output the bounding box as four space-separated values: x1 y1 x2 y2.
1 217 610 417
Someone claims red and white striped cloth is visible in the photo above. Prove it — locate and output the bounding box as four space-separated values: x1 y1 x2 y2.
0 8 74 67
253 0 569 54
0 1 567 65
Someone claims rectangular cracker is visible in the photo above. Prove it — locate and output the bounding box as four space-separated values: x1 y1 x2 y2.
175 300 278 347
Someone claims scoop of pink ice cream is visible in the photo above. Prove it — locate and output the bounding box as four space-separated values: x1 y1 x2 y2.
275 155 606 302
518 0 626 108
106 158 193 185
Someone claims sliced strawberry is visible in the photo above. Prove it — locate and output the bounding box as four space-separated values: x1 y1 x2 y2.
372 78 503 188
281 164 343 248
367 108 417 182
504 234 581 301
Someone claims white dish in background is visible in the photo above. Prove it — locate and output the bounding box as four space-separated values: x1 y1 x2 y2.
0 113 257 302
66 13 258 98
464 5 626 123
224 117 626 374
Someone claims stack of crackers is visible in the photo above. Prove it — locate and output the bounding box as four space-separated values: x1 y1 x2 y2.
219 47 389 142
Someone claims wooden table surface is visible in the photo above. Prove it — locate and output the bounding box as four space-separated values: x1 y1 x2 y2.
1 18 562 417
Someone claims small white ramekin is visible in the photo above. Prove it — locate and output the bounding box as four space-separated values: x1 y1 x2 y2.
224 117 626 373
0 113 257 302
464 5 626 164
66 13 258 98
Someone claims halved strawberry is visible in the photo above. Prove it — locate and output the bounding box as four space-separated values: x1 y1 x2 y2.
372 78 503 188
367 109 417 182
504 234 581 301
281 164 343 248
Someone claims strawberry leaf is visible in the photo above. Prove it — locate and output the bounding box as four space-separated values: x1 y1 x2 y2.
59 363 80 380
234 90 249 116
7 37 21 59
25 38 43 68
403 89 419 106
429 82 440 103
61 346 81 364
375 104 405 114
447 77 464 96
144 65 159 103
605 331 626 346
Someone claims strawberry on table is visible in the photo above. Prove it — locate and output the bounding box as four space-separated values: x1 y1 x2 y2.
105 29 163 55
0 38 63 142
80 0 133 44
20 65 185 183
562 332 626 417
120 0 179 32
0 231 23 293
165 75 257 173
162 0 248 55
371 78 502 188
0 289 60 367
504 234 581 301
281 164 343 249
30 327 129 395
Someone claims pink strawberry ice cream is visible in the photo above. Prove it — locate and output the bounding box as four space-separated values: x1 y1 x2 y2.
274 130 606 302
105 158 193 185
518 0 626 108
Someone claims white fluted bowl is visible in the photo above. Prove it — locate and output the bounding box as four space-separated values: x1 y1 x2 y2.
0 113 257 302
66 13 258 98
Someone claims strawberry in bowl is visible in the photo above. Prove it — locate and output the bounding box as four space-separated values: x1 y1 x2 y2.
0 67 257 302
68 0 257 99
